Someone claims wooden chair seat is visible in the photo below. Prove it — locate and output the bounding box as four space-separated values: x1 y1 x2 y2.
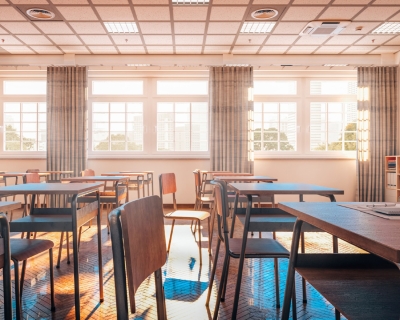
166 210 210 220
228 238 289 258
10 239 54 261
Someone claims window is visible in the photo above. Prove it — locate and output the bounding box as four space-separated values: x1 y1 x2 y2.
310 102 357 152
157 102 208 151
3 81 46 95
157 80 208 95
92 80 143 95
254 80 297 95
254 102 297 152
3 102 46 151
92 102 143 151
310 80 357 95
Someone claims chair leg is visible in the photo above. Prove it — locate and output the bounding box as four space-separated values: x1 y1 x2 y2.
78 226 82 251
213 251 230 320
220 256 230 302
13 259 22 320
167 220 175 253
49 248 56 311
56 232 64 268
206 239 221 306
207 217 211 255
154 268 167 320
209 206 216 249
20 259 27 298
197 220 202 265
66 232 71 264
292 279 297 320
273 232 280 308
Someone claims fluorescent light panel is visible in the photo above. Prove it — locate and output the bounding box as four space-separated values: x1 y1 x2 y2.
126 64 151 66
372 22 400 34
104 22 138 34
240 21 275 34
172 0 209 4
323 64 348 66
225 64 250 66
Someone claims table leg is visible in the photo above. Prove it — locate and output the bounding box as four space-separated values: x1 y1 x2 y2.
229 193 239 238
328 195 339 253
282 219 303 320
232 195 253 319
71 195 81 319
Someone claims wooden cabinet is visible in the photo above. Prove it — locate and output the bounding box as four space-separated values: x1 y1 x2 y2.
385 155 398 202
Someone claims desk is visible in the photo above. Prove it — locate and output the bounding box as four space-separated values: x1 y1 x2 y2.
39 170 74 182
200 170 231 195
0 201 21 213
0 183 104 320
214 175 277 183
279 202 400 320
228 183 344 318
102 172 147 199
120 171 154 196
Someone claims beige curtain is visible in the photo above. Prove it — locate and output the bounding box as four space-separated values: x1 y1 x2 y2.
46 66 88 178
209 66 254 173
356 66 398 202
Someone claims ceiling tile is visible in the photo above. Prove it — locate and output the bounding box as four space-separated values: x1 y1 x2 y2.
281 6 324 21
59 45 90 53
370 46 400 53
89 46 118 53
131 0 168 3
293 0 330 3
287 46 318 53
16 35 52 45
0 6 26 20
340 22 381 34
210 6 247 21
259 46 289 53
355 35 394 45
373 0 400 4
92 0 128 3
146 46 173 54
0 26 8 34
175 46 202 54
295 35 328 45
174 22 205 34
314 46 348 54
385 36 400 45
51 0 88 3
342 45 376 53
69 22 106 34
389 12 400 21
0 0 9 2
272 22 307 34
207 22 241 34
213 0 250 3
253 0 290 3
0 35 23 45
34 22 73 34
135 7 170 21
175 35 203 45
265 35 299 45
31 45 62 54
95 6 134 21
319 6 364 20
0 22 41 34
354 7 400 21
232 46 260 53
173 7 208 21
333 0 371 3
80 35 112 45
1 45 34 53
139 22 171 34
203 46 231 53
143 35 172 45
205 35 235 45
325 35 363 45
57 6 98 20
117 45 145 53
48 35 83 45
111 35 142 45
235 35 266 45
10 0 48 3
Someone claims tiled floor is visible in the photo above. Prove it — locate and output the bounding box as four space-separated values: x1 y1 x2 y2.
0 206 363 319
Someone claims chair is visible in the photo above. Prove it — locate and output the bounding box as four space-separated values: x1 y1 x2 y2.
22 172 44 218
205 180 295 319
108 196 167 320
0 213 55 320
81 168 95 177
159 173 211 265
193 169 214 211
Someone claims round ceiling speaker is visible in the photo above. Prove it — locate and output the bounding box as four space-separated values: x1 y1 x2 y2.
26 8 55 20
251 8 278 20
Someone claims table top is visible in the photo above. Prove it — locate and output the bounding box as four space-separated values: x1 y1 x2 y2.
278 202 400 263
1 172 50 177
0 182 103 195
102 172 145 177
200 170 231 174
62 176 129 182
0 201 21 212
39 170 74 174
230 182 344 195
214 175 277 182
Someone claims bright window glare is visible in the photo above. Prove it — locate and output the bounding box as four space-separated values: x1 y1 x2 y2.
254 81 297 95
157 81 208 95
310 81 357 95
4 81 46 95
92 81 143 95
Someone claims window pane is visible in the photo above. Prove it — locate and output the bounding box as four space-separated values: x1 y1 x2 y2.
157 81 208 95
254 81 297 95
310 80 357 95
92 81 143 95
4 81 46 95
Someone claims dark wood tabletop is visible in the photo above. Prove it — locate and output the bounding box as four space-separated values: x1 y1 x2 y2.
214 175 277 182
0 201 21 212
0 182 103 195
102 172 145 177
0 172 50 177
62 176 129 182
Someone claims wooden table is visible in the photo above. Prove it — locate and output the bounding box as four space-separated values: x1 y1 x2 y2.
214 175 277 182
0 201 20 213
200 170 232 195
120 171 154 196
228 182 344 317
0 183 104 320
279 202 400 320
102 172 148 198
39 170 74 182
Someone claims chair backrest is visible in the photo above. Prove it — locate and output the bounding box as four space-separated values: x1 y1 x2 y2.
0 213 12 319
0 172 6 185
192 169 202 199
23 172 40 184
81 169 95 177
108 196 167 318
211 180 230 247
159 173 178 211
26 169 40 173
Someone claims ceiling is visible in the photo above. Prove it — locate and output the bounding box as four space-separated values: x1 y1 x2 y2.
0 0 399 57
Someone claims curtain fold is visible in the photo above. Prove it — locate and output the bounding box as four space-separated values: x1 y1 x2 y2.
46 66 87 178
356 66 398 202
209 66 254 173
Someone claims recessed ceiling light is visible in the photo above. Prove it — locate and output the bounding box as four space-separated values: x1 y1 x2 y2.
126 64 151 66
323 64 349 67
251 9 278 20
240 22 275 33
372 22 400 34
172 0 209 4
26 8 55 20
104 22 138 34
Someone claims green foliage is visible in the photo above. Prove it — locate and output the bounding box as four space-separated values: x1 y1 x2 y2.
5 124 35 151
94 133 142 151
314 123 357 151
254 127 294 151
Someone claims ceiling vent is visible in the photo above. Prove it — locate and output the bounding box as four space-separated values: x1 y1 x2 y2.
300 21 350 36
251 9 278 20
26 8 55 20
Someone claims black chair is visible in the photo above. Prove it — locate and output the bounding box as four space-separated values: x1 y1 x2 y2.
108 196 167 320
